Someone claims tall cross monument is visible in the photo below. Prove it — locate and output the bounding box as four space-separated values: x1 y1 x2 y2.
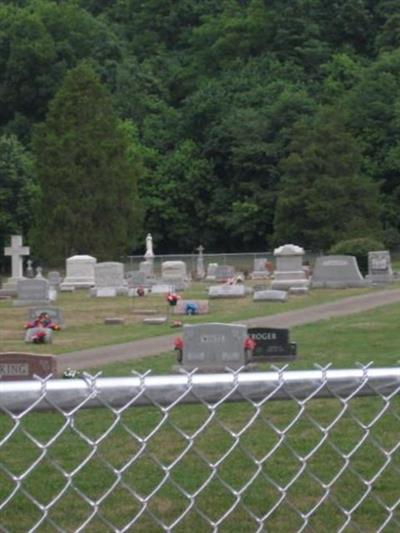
4 235 30 288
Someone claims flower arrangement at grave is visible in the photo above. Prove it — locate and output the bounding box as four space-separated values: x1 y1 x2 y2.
174 337 184 362
25 312 61 331
31 330 47 344
244 336 256 361
185 302 198 315
166 292 180 306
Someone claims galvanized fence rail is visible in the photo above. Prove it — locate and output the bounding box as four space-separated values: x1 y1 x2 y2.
1 366 399 532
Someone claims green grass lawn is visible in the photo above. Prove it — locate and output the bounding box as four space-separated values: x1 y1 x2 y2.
1 296 400 531
0 282 395 355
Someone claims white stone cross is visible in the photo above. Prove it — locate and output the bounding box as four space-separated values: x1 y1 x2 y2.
4 235 30 280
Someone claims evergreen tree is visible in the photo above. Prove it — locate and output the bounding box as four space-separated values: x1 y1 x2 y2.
32 62 142 265
273 109 383 251
0 134 37 270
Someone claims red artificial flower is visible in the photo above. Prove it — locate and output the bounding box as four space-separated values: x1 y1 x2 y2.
32 331 47 344
167 293 180 306
174 337 184 350
244 337 256 350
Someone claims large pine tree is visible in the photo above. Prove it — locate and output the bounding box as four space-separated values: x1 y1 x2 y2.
32 62 142 265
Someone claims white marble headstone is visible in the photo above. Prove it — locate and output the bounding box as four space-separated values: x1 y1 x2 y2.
60 255 96 290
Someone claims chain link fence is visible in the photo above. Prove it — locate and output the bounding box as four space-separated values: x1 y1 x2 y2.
1 366 399 531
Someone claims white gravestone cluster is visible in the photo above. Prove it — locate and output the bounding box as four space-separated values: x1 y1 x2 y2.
60 255 96 290
271 244 310 291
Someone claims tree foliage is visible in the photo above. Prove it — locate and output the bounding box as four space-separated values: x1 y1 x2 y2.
31 62 141 265
1 0 400 256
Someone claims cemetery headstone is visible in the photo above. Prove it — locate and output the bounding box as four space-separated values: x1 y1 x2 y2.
28 307 65 329
3 235 30 291
161 261 188 290
205 263 218 281
0 352 57 381
253 289 287 302
143 316 167 325
251 258 271 279
208 284 246 298
179 323 248 370
92 262 126 297
271 244 310 290
367 251 393 284
48 271 62 288
247 327 297 362
215 264 235 282
311 255 367 288
60 255 96 290
26 259 34 278
151 283 176 294
15 278 50 307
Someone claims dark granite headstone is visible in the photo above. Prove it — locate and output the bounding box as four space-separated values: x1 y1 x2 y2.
0 352 56 380
247 327 297 362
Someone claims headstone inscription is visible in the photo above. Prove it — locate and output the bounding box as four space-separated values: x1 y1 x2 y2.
208 284 246 298
179 323 248 370
311 255 366 288
15 279 50 307
368 251 393 284
28 307 65 329
247 327 297 362
0 352 56 381
3 235 30 290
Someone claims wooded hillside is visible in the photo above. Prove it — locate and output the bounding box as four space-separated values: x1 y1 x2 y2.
1 0 399 263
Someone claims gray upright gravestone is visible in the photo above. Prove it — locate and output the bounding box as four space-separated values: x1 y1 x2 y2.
311 255 367 288
15 278 50 307
367 251 393 284
178 323 248 371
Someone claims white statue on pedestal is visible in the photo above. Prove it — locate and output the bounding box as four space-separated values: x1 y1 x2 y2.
145 233 154 259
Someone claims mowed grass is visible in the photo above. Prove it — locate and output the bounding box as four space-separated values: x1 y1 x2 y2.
0 281 392 355
1 295 400 531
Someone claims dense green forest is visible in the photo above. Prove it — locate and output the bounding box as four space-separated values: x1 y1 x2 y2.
1 0 400 265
